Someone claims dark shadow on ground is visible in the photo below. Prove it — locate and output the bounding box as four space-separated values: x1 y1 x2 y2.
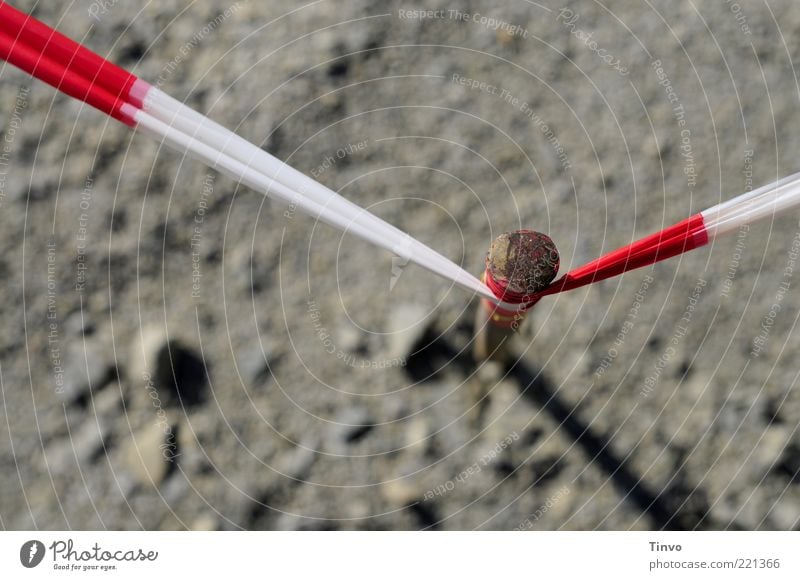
505 357 712 530
404 312 715 530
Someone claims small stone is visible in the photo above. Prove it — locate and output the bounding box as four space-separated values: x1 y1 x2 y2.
131 325 161 379
774 440 800 482
381 479 421 507
529 485 574 523
404 416 432 455
45 415 112 475
63 310 95 336
176 417 211 474
161 472 189 504
337 325 365 354
190 513 219 531
237 344 272 384
348 499 371 520
274 513 309 531
230 244 272 294
329 407 374 449
309 29 339 55
90 383 124 418
277 436 318 481
60 341 114 406
753 426 793 473
727 495 763 529
116 472 137 498
274 514 298 531
318 91 344 112
767 497 800 530
496 29 516 47
122 420 179 486
684 373 712 398
385 303 435 361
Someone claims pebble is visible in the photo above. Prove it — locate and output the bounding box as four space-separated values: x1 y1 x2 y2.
336 324 365 354
328 407 374 449
90 383 124 418
45 415 112 476
722 494 766 529
122 420 179 486
237 343 272 385
190 513 220 531
403 416 432 455
752 426 793 474
273 513 305 531
229 244 272 294
176 417 211 475
767 497 800 530
347 499 371 520
775 440 800 481
277 436 318 481
59 341 114 406
63 310 96 336
381 479 422 507
161 472 189 504
131 325 163 380
385 303 435 360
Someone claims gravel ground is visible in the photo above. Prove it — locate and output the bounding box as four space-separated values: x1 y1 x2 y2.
2 0 800 530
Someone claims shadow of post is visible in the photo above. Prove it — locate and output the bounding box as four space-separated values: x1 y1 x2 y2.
505 356 708 530
400 309 715 530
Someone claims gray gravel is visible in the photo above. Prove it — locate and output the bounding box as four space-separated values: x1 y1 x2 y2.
2 0 800 530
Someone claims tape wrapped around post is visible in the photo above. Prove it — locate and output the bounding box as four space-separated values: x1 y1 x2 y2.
481 230 560 329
